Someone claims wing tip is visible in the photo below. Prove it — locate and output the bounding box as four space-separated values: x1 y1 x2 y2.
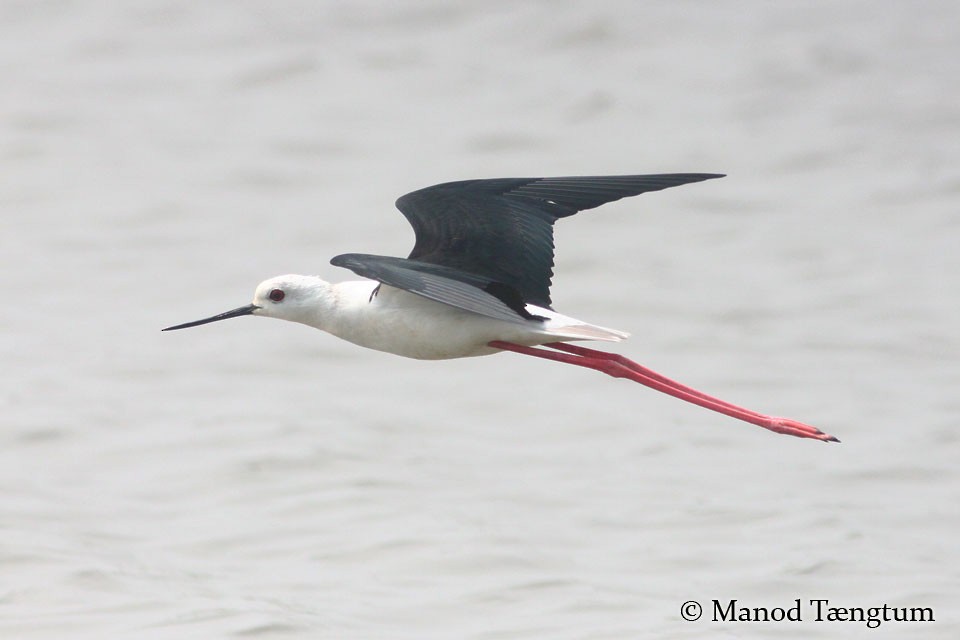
330 253 365 268
665 172 726 183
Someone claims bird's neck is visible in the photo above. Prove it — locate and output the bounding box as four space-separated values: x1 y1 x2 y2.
309 279 382 341
282 278 379 336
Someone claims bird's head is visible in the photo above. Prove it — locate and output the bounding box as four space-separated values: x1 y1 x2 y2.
162 274 331 331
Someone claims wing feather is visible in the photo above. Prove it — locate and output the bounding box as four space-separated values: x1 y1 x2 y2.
330 253 543 325
394 173 723 307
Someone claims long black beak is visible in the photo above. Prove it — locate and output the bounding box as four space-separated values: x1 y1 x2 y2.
162 304 259 331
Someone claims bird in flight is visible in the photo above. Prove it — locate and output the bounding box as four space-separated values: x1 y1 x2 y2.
164 174 838 443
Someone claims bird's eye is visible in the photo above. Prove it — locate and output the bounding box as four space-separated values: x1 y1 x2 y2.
269 289 285 302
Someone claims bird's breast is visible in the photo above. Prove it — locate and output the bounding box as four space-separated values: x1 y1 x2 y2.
326 283 544 360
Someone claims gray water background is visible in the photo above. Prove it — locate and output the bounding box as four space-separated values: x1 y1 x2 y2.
1 1 957 638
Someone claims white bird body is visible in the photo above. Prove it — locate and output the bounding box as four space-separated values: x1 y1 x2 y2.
253 275 627 360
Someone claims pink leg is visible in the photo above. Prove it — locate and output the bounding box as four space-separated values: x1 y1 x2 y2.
488 341 839 443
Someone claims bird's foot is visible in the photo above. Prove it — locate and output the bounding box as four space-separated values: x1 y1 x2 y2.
763 417 840 443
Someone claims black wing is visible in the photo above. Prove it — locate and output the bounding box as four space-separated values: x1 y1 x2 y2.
394 173 723 308
330 253 544 326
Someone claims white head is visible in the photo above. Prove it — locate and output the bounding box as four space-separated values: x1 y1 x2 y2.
162 274 333 331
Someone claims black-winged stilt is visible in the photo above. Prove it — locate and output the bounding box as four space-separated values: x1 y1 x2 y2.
163 174 838 443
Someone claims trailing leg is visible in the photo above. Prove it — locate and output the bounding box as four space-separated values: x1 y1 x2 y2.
489 341 838 443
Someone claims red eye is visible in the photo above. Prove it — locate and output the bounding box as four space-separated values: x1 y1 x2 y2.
269 289 285 302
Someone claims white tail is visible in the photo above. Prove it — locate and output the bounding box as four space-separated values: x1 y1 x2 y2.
547 323 630 342
525 304 630 343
